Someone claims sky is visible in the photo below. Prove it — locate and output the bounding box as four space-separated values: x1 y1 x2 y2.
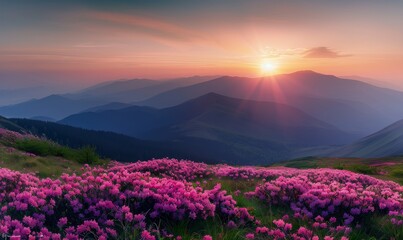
1 0 403 90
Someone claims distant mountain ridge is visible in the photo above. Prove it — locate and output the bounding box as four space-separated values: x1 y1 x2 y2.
136 71 403 135
59 93 361 164
329 119 403 158
0 76 218 120
61 92 356 146
65 76 218 102
0 95 106 120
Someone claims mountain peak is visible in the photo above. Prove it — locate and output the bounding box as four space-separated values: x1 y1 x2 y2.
286 70 329 78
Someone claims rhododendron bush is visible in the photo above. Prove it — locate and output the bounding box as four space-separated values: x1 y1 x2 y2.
0 157 402 239
0 163 252 239
247 169 403 226
0 128 33 144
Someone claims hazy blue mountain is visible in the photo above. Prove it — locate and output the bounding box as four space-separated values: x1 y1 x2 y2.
329 119 403 158
66 76 218 103
0 95 106 120
0 76 219 121
137 71 403 135
68 79 159 100
81 102 133 113
61 93 357 147
341 75 402 91
0 86 54 106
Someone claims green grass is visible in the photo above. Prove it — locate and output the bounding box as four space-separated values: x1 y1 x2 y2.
1 134 402 239
0 137 108 178
14 138 100 164
0 146 83 178
335 163 378 175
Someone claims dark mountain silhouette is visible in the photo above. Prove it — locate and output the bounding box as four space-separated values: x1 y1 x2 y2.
137 71 403 135
329 119 403 158
61 93 357 147
3 118 203 163
0 117 287 164
0 116 24 132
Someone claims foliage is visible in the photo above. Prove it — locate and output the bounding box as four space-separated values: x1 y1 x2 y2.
0 158 401 239
0 128 402 239
76 146 99 164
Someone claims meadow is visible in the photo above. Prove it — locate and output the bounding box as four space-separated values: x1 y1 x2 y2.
0 129 402 239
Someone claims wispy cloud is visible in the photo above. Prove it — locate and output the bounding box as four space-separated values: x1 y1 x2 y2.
303 47 351 58
79 11 203 43
73 43 124 48
260 48 306 58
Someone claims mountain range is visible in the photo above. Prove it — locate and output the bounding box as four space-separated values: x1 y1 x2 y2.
61 93 357 147
65 76 218 103
136 71 403 136
0 76 217 120
1 70 403 164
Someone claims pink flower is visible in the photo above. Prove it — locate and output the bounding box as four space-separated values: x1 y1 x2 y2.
141 230 155 240
202 235 213 240
284 223 292 231
273 219 285 228
245 233 255 239
57 217 68 228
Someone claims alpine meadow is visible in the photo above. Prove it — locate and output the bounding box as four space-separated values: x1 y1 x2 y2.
0 1 402 239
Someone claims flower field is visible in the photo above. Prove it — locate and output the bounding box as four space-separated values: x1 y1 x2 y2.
0 128 402 239
0 158 401 240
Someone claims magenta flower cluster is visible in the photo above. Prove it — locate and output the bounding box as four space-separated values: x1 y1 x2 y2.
0 132 401 240
252 215 350 240
214 165 294 180
110 158 212 181
0 128 29 144
0 163 252 239
247 169 403 227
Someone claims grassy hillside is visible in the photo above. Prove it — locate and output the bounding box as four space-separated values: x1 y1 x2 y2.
0 128 107 178
0 145 84 178
1 158 401 239
0 116 24 132
0 127 402 239
273 156 403 184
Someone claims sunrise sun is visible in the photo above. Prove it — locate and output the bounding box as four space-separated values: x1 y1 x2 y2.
260 60 278 74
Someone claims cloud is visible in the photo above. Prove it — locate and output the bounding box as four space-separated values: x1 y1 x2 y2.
303 47 351 58
78 11 203 43
260 48 306 58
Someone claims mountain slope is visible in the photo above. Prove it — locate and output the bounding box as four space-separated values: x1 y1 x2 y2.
67 79 159 101
0 116 24 132
0 95 106 120
0 76 218 120
61 93 357 147
137 71 403 135
80 102 133 113
329 120 403 158
6 118 285 164
0 86 54 106
66 76 217 103
6 118 201 163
